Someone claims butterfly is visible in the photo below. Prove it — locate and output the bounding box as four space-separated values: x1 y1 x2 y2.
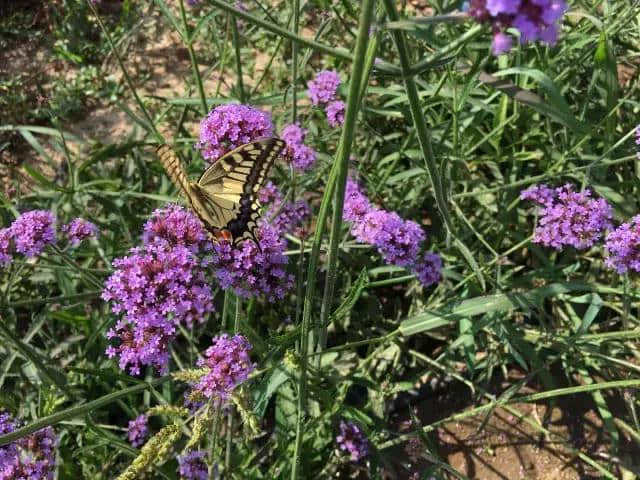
157 138 285 245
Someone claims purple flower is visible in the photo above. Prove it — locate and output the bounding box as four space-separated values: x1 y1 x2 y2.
178 450 208 480
520 184 612 250
62 218 98 246
352 210 425 266
259 182 310 234
344 179 372 223
636 125 640 159
196 104 273 163
142 204 213 255
194 334 254 401
308 70 340 106
127 414 148 448
103 242 214 375
0 411 57 480
213 223 294 301
326 100 345 128
9 210 56 257
258 181 283 205
605 216 640 274
336 421 369 462
492 32 513 55
414 251 442 287
467 0 567 54
0 228 12 267
281 123 317 171
486 0 521 15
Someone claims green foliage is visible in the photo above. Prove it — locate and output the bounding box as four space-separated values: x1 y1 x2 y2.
1 0 640 479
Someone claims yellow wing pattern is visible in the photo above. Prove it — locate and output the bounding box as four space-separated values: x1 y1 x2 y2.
157 138 284 244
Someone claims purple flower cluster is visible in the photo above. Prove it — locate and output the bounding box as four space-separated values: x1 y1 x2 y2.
307 70 345 128
604 216 640 274
142 204 213 255
636 125 640 159
62 218 99 246
260 182 310 235
127 414 149 448
281 123 317 171
336 420 369 462
343 179 442 286
326 100 345 128
415 251 442 287
213 223 294 301
196 104 273 163
520 184 612 250
466 0 568 55
0 229 11 267
103 207 214 375
194 334 254 401
308 70 340 105
9 210 56 257
0 411 57 480
178 450 208 480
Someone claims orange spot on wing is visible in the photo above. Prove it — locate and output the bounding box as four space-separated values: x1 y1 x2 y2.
214 230 233 242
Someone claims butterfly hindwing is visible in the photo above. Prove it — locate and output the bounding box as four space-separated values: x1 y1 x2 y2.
157 139 284 244
197 138 284 244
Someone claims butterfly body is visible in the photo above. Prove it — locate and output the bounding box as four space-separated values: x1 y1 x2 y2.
157 138 284 245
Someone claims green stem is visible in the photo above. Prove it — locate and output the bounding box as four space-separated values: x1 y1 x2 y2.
179 0 209 115
317 18 379 357
291 0 300 123
0 377 169 446
290 1 376 478
86 0 163 143
381 0 451 236
231 15 246 102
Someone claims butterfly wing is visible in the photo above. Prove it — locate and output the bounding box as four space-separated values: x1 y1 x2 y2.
197 138 285 244
157 144 225 232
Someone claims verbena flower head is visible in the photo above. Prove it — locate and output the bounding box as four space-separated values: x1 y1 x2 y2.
605 216 640 274
344 179 372 223
281 123 317 171
308 70 340 105
178 450 208 480
196 104 273 162
520 184 612 250
467 0 567 54
326 100 345 128
9 210 56 257
62 218 98 246
213 223 293 301
127 414 149 447
258 181 282 205
0 411 57 480
414 251 442 287
352 209 425 267
194 334 254 401
336 420 369 462
635 125 640 159
0 228 12 267
142 204 213 255
103 242 214 375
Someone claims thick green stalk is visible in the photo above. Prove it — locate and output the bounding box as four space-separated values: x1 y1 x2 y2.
290 1 376 478
179 0 209 114
317 19 380 356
